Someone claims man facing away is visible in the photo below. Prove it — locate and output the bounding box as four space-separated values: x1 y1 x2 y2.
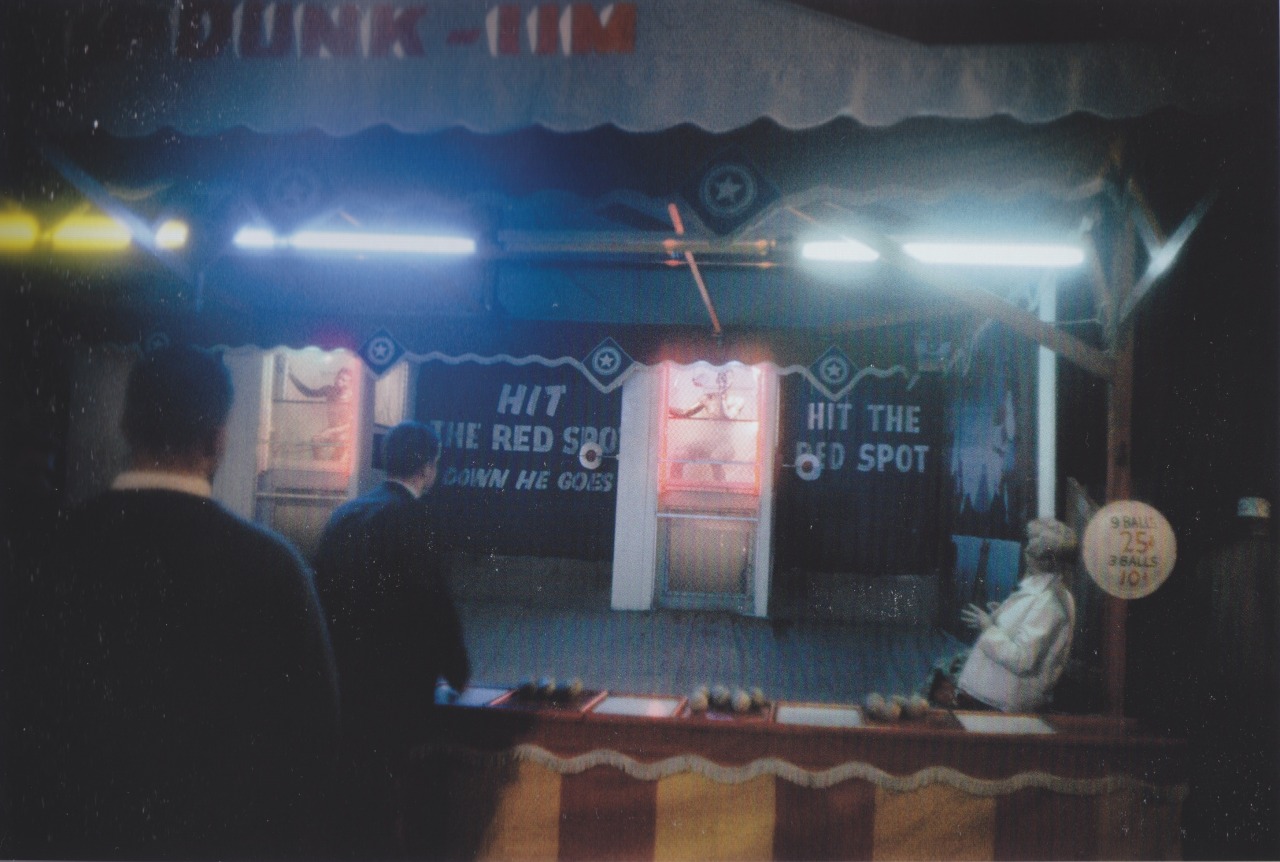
314 421 470 858
9 345 341 859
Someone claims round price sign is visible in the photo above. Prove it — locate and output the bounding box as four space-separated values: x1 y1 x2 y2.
1082 500 1176 599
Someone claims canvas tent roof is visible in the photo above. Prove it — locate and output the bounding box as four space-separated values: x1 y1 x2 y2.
0 0 1264 338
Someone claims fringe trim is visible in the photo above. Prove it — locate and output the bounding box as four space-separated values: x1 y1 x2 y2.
414 743 1188 802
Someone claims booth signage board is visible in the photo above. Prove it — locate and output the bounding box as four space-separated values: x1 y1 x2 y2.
415 358 622 559
1082 500 1176 599
775 369 946 574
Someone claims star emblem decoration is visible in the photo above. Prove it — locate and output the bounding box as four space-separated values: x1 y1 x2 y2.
594 350 619 374
358 329 405 376
270 169 320 212
368 338 394 364
699 164 757 219
820 356 849 386
584 338 633 385
811 345 854 395
713 174 743 205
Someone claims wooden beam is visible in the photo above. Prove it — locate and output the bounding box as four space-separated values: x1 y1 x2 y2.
907 268 1115 380
40 145 195 287
1085 231 1115 341
840 219 1116 380
1117 192 1217 331
816 303 971 336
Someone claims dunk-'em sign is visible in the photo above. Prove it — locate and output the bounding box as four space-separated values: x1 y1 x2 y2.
175 2 637 59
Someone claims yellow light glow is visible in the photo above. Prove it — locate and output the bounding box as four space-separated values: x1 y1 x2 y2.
155 219 189 250
50 214 132 252
0 212 39 252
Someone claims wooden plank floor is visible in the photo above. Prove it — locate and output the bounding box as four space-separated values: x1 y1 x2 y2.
456 599 963 705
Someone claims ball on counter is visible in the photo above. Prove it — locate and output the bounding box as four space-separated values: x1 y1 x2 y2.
689 690 709 712
750 687 767 708
731 688 753 713
710 684 731 710
903 694 930 719
865 692 901 721
568 678 584 698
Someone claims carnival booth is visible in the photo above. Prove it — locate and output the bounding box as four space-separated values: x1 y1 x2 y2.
4 1 1272 858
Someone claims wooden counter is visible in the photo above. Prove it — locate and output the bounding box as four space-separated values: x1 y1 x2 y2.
410 695 1186 860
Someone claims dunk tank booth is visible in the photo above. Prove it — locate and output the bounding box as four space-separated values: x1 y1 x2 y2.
611 361 778 616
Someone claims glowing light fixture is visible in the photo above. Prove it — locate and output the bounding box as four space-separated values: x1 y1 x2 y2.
154 219 190 250
234 226 475 256
292 230 475 254
801 239 880 262
0 211 38 252
50 213 132 252
902 241 1085 268
233 226 280 249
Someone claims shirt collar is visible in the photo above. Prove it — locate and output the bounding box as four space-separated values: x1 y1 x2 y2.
1018 571 1059 594
112 470 213 499
388 479 420 500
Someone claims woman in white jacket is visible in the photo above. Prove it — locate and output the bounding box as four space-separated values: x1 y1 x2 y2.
953 518 1078 713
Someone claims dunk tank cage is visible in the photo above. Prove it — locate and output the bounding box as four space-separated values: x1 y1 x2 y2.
611 361 778 616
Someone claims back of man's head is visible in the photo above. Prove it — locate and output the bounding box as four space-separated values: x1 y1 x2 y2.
122 345 233 461
383 421 441 480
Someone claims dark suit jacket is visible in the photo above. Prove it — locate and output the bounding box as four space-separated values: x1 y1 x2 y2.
8 489 341 860
314 481 470 750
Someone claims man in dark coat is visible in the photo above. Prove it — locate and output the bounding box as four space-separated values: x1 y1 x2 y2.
314 420 470 858
8 345 341 860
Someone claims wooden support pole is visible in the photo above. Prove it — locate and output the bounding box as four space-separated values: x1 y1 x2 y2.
1102 199 1138 717
1104 331 1134 716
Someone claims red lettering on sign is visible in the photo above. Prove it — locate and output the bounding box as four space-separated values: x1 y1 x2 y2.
567 3 635 55
174 1 633 60
240 1 295 58
534 5 559 55
300 4 360 57
371 5 427 57
446 28 482 46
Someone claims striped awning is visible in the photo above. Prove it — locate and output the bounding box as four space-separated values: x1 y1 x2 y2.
9 0 1238 138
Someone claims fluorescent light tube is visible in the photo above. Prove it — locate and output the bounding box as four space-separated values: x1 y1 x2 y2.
801 240 880 262
233 227 475 256
0 212 38 252
289 231 475 255
50 214 131 252
155 220 189 250
903 242 1084 268
233 226 279 249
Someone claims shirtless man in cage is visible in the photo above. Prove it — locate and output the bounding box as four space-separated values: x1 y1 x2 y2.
289 366 355 463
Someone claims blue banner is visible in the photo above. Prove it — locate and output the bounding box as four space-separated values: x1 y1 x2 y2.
775 368 949 575
415 358 621 559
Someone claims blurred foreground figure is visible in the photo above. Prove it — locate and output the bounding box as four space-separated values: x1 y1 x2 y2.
315 420 470 859
10 345 339 860
1186 497 1277 859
